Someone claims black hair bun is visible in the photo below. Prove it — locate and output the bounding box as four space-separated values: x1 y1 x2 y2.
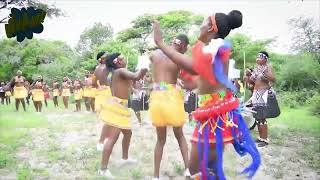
97 51 106 60
259 51 269 58
227 10 243 30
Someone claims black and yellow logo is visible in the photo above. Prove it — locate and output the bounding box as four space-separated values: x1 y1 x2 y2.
5 7 46 42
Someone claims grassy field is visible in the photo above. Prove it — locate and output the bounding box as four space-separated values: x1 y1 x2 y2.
0 98 319 179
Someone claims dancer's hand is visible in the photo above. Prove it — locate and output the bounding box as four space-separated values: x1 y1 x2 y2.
140 68 148 76
138 68 148 80
153 20 163 46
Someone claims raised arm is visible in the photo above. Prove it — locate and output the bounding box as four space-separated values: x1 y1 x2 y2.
119 68 148 81
153 20 196 75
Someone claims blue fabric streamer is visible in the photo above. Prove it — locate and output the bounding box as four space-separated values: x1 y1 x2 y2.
215 117 226 180
197 122 203 179
212 41 237 93
232 109 261 179
203 124 209 179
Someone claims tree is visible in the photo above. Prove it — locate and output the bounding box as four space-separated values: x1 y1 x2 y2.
0 38 78 83
228 33 273 70
0 0 63 23
157 10 203 42
288 17 320 62
278 53 320 91
96 40 139 72
116 11 204 53
76 22 113 55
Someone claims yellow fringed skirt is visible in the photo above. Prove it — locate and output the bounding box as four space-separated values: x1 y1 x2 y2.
62 89 71 97
95 86 112 113
32 89 44 102
14 86 27 99
99 97 131 129
5 91 12 97
149 89 185 127
53 89 60 97
74 89 83 100
83 87 96 98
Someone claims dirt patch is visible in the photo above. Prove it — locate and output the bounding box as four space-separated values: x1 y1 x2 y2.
1 110 319 179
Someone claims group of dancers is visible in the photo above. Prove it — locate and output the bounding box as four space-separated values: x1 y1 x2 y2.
96 9 262 180
0 9 281 179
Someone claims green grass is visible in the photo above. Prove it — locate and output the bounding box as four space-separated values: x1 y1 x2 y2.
0 103 48 170
131 168 143 179
172 161 184 174
269 106 320 135
267 105 320 170
17 164 32 180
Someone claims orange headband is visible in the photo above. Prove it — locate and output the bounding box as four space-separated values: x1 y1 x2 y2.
209 15 218 33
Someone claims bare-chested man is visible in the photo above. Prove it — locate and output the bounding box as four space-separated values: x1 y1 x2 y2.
98 53 147 179
10 70 27 111
149 35 190 179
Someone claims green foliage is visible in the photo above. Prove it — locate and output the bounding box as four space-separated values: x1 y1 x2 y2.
0 39 79 83
157 10 204 42
17 164 32 180
76 22 113 56
279 89 317 108
0 150 12 168
116 11 203 52
288 17 320 62
228 33 273 70
96 40 138 71
277 54 320 91
131 168 142 179
172 161 184 174
309 92 320 116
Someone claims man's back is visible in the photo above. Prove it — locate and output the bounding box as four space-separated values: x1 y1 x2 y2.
94 64 109 86
150 49 179 84
111 68 132 100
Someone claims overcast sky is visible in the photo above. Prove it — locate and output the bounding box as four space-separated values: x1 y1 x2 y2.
0 0 319 54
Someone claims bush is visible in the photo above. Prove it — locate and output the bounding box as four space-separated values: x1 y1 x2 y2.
309 92 320 116
277 54 320 91
279 89 317 108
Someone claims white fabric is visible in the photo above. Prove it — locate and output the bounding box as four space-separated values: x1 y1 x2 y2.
136 55 150 70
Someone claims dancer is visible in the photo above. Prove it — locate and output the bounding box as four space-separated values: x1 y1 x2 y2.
31 75 44 112
4 81 12 105
83 71 95 112
43 82 50 107
149 34 191 179
73 79 83 112
0 82 5 105
94 51 113 151
99 53 147 178
52 80 60 107
61 76 72 109
10 70 27 111
153 10 261 179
